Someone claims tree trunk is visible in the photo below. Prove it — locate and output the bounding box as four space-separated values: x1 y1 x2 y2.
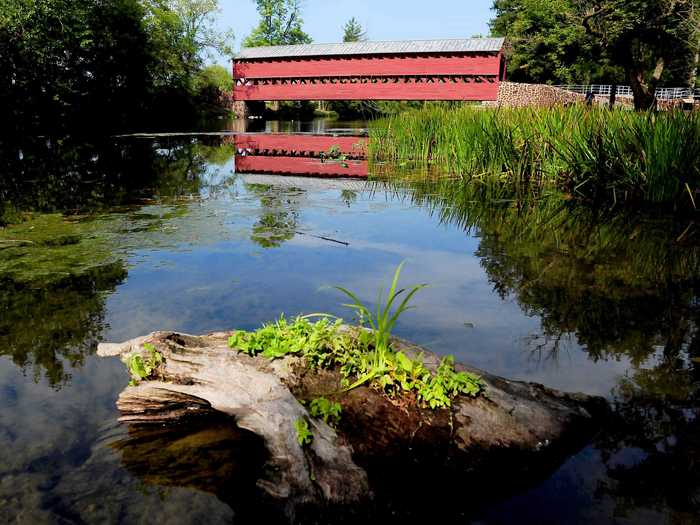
627 57 665 111
628 70 656 110
98 330 609 514
609 84 617 108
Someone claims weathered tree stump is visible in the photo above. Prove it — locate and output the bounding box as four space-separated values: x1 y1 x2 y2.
98 330 607 510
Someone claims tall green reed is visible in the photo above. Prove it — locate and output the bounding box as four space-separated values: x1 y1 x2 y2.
369 105 700 211
335 261 426 390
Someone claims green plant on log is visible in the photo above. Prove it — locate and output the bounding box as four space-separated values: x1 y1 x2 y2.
227 264 485 409
309 397 342 427
418 356 483 409
335 261 427 390
294 418 313 446
375 351 483 408
122 342 163 386
228 315 352 361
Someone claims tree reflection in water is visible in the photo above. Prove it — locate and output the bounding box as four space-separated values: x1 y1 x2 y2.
0 137 234 387
0 266 126 388
245 183 302 248
395 174 700 520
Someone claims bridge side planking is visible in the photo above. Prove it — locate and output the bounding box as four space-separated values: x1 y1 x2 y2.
234 54 501 79
232 39 506 102
235 156 368 178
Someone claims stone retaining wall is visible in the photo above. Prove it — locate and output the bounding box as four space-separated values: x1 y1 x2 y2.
495 81 584 107
493 82 697 110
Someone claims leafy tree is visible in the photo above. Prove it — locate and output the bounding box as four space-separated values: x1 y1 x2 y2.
141 0 234 124
0 0 234 135
196 64 233 92
343 17 366 43
490 0 622 84
194 64 233 114
579 0 700 109
0 0 153 135
243 0 312 47
491 0 700 108
143 0 233 92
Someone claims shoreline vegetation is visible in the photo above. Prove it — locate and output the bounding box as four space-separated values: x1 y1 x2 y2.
369 105 700 213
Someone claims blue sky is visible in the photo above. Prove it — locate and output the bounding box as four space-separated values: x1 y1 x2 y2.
215 0 495 63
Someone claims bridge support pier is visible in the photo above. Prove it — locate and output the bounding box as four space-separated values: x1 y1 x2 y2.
232 100 249 119
233 100 266 119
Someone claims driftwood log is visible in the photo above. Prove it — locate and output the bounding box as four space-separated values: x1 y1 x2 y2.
98 330 608 514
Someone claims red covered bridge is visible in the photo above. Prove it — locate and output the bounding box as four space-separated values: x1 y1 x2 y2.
232 38 506 103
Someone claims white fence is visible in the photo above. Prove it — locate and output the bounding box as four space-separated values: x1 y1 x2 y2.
557 85 700 102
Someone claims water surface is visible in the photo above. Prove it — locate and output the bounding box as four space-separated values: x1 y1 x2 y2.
1 121 698 523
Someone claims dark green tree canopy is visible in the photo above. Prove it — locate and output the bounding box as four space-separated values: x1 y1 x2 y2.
490 0 622 84
491 0 700 107
343 17 366 42
579 0 699 108
142 0 233 91
243 0 312 47
1 0 152 134
0 0 233 136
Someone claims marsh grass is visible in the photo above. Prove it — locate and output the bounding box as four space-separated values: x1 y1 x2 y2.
370 105 700 211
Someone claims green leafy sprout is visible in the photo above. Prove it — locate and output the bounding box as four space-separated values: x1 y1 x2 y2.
320 144 350 168
294 418 314 446
309 397 342 427
122 342 163 386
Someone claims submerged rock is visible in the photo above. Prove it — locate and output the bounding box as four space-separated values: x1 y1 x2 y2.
98 330 607 513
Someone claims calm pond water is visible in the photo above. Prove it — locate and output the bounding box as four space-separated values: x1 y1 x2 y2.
1 119 698 524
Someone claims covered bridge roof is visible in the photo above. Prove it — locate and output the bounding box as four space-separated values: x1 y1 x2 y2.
235 37 505 60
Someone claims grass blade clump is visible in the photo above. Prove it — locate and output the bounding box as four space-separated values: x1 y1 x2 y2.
370 105 700 212
334 261 427 390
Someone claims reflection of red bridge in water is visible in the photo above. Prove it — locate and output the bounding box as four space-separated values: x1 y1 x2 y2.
230 134 369 178
233 38 506 103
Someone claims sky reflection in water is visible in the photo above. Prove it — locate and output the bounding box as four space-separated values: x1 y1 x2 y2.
0 130 698 524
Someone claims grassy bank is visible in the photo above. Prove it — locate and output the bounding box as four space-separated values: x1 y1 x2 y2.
369 106 700 211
